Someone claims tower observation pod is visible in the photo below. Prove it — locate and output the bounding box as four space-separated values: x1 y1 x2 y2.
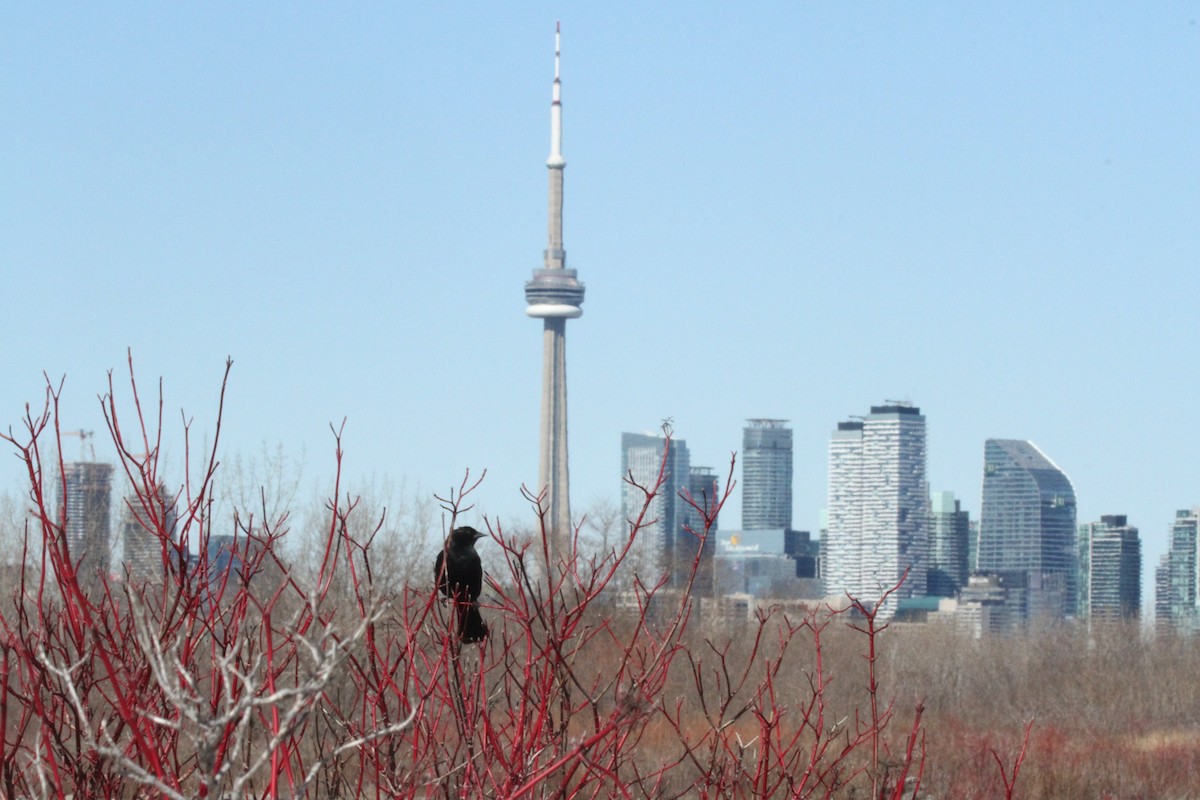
526 22 584 320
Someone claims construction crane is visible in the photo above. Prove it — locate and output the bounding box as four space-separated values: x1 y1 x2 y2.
61 429 96 462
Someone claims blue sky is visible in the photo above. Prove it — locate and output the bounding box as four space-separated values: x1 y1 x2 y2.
4 5 1198 604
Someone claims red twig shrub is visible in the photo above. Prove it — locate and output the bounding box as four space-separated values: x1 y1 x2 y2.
0 361 1019 798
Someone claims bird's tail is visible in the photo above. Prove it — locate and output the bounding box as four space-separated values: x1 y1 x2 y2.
456 601 488 644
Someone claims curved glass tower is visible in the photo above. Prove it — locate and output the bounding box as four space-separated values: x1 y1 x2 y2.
978 439 1077 620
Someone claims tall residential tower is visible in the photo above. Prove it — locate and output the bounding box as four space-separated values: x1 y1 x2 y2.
1156 509 1198 633
826 403 929 616
525 24 585 551
1077 515 1141 621
120 483 178 583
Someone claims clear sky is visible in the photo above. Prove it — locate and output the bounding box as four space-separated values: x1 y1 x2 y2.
4 5 1198 605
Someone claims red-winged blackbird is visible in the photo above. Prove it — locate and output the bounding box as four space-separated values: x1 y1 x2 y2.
434 526 488 643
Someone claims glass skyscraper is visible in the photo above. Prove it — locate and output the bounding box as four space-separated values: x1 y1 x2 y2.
928 490 970 597
620 432 691 585
977 439 1077 621
679 466 719 595
742 419 792 530
826 403 928 616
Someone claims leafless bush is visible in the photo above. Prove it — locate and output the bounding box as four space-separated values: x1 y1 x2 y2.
1 359 1039 798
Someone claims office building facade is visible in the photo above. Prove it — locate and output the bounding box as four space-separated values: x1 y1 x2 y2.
621 432 691 586
928 490 970 597
742 419 792 530
679 466 719 594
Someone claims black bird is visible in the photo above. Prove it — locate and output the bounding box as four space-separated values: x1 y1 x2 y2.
434 526 488 643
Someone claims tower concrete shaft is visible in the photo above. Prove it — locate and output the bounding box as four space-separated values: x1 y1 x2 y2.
538 317 570 542
526 23 584 551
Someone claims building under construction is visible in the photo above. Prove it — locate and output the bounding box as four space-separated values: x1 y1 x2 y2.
59 461 114 583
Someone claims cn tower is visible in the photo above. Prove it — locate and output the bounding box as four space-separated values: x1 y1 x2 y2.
525 22 584 553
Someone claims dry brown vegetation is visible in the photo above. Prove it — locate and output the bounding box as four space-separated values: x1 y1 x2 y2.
879 619 1200 799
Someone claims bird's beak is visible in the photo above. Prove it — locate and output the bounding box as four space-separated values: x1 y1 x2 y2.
473 530 487 542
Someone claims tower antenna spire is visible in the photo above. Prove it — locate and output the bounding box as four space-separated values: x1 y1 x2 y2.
548 20 565 170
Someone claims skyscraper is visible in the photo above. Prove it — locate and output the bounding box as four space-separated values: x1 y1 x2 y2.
120 483 178 583
825 403 929 615
684 466 721 536
621 432 690 586
681 466 719 595
928 490 970 597
742 419 792 530
1155 509 1198 633
826 421 865 598
59 461 114 583
1154 553 1173 634
967 519 981 574
525 24 584 552
1078 515 1141 621
977 439 1077 621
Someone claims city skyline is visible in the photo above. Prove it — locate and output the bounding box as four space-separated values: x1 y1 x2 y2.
18 412 1181 636
14 411 1181 626
4 7 1197 616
